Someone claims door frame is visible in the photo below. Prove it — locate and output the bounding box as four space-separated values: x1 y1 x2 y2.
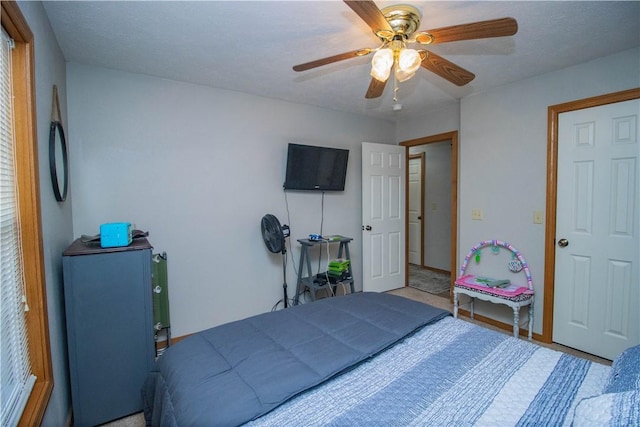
408 153 425 266
542 87 640 344
400 131 458 297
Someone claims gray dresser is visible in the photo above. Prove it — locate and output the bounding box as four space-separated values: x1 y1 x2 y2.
62 237 154 426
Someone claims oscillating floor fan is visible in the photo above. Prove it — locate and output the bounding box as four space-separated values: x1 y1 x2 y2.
261 214 291 307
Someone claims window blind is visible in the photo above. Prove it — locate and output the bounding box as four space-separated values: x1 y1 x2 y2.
0 26 36 427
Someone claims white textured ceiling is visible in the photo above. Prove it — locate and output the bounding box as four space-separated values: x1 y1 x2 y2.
42 1 640 121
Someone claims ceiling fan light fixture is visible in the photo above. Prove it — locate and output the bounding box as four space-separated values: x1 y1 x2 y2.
370 48 394 82
398 48 421 73
393 48 421 82
394 68 416 83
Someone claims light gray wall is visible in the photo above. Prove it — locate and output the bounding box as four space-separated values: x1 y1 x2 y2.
457 47 640 332
396 47 639 334
66 63 396 336
16 2 74 426
397 102 459 274
396 101 460 142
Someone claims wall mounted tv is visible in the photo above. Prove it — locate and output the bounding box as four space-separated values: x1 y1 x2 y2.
284 143 349 191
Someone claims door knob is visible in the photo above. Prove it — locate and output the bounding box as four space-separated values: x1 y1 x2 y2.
362 225 372 231
558 238 569 247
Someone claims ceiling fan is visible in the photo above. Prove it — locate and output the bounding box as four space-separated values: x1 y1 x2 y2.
292 1 518 99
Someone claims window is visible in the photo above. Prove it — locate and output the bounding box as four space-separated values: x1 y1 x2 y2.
1 24 36 427
1 2 52 425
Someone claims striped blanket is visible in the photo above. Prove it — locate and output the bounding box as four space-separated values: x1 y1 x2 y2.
247 316 610 426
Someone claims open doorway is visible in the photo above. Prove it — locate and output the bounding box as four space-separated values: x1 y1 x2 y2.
400 131 458 299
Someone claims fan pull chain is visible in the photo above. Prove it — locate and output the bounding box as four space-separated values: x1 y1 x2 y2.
393 68 399 102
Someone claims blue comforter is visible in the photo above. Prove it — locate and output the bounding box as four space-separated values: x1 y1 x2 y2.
247 316 612 427
142 292 450 426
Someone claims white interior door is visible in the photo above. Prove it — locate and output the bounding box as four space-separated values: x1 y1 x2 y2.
362 142 406 293
408 156 423 265
553 98 639 360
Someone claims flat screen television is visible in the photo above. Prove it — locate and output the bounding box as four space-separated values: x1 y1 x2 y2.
284 143 349 191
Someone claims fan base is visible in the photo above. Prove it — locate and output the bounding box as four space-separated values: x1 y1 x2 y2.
377 4 422 40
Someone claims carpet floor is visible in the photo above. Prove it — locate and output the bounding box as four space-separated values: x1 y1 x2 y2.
408 264 451 297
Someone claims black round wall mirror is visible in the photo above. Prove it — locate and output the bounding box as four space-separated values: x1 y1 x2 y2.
49 120 68 202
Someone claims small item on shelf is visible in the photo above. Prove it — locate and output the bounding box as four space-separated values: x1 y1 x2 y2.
328 258 350 271
488 279 511 288
327 271 350 283
99 222 132 248
474 277 511 288
328 258 350 283
455 274 532 297
314 273 328 286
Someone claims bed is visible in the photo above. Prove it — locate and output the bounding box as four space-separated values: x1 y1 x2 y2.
142 292 639 426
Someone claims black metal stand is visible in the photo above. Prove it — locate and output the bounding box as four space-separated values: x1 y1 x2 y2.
282 249 289 308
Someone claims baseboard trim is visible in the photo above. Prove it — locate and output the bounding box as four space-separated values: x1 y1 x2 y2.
418 265 451 276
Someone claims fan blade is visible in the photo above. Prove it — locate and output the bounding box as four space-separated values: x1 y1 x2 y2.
416 18 518 45
293 49 372 72
365 77 387 99
343 0 392 34
421 51 475 86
